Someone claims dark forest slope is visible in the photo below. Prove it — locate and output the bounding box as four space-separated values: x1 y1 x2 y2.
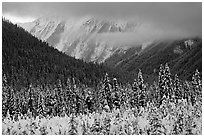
105 38 202 82
2 19 127 89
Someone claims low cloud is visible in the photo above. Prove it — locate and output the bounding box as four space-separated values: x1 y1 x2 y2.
94 22 196 48
3 2 202 41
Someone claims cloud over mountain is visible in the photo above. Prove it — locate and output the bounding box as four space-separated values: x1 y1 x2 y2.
3 2 202 37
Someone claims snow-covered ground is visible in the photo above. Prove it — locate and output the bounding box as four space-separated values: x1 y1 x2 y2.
2 99 202 135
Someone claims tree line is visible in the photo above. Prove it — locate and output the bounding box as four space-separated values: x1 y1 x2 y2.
2 63 202 119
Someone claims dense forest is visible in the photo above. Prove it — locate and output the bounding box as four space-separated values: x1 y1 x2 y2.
2 64 202 135
2 19 129 89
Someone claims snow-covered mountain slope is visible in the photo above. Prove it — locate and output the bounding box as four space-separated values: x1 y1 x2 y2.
19 16 149 63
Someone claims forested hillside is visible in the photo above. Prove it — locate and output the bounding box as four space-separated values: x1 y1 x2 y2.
105 38 202 82
2 19 128 89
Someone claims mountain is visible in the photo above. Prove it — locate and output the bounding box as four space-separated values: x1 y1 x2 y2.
2 19 129 89
104 38 202 81
18 15 202 82
18 15 145 63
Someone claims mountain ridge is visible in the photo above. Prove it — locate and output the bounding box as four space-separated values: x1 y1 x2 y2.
18 15 147 63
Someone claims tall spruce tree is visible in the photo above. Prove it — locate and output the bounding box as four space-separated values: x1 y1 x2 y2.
65 78 72 115
2 74 8 117
7 88 16 116
55 80 64 116
192 69 202 99
103 73 112 109
158 64 165 105
131 79 139 108
112 78 120 109
173 74 182 103
163 63 172 100
137 69 146 108
183 81 190 102
28 84 34 114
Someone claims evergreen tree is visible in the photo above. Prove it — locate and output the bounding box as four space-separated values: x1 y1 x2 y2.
158 64 165 104
173 74 182 103
163 63 172 99
148 107 166 135
28 84 35 115
37 92 45 116
55 80 64 116
131 79 139 108
103 73 112 109
65 78 72 115
137 69 144 91
68 114 78 135
137 69 146 108
112 78 120 109
183 81 190 102
2 74 9 117
69 78 77 114
7 88 16 116
13 93 21 120
82 121 87 135
192 69 202 100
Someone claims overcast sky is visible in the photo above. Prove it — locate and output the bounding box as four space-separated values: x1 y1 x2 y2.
2 2 202 37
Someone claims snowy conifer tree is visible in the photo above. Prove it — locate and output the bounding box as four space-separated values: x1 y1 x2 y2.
55 80 64 116
192 69 202 100
37 92 45 116
2 74 8 117
65 78 72 115
183 81 190 102
103 73 112 109
112 78 120 109
173 74 182 103
163 63 173 100
28 84 35 114
137 69 144 91
69 114 78 135
158 64 165 105
131 79 138 108
137 69 146 108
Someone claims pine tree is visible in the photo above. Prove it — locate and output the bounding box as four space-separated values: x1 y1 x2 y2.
148 107 166 135
137 69 146 108
82 121 87 135
7 88 16 116
28 84 35 115
163 63 172 100
183 81 190 102
103 73 112 110
173 74 182 103
69 78 77 114
65 78 72 115
68 114 78 135
131 79 139 108
13 93 21 120
158 64 165 105
2 74 9 117
37 92 45 116
85 93 93 113
55 80 64 116
137 69 144 91
192 69 202 100
2 73 8 90
151 82 159 104
112 78 120 109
